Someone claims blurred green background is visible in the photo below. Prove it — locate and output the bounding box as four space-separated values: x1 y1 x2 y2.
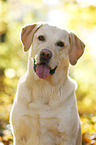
0 0 96 144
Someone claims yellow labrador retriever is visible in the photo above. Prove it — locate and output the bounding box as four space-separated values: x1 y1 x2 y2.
10 23 85 145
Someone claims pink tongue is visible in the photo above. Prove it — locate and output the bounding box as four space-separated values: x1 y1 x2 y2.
36 64 50 79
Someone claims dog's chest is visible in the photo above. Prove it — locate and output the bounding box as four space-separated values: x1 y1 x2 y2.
31 81 62 104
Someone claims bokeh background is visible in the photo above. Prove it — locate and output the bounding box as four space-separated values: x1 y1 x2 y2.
0 0 96 144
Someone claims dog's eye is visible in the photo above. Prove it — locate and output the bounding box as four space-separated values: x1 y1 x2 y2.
56 41 64 47
38 35 45 41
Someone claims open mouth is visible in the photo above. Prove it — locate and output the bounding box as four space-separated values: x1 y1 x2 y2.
34 59 57 79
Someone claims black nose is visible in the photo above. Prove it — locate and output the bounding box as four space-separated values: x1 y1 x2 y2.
40 49 52 63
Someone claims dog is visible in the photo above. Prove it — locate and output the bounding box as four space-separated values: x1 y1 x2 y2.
10 22 85 145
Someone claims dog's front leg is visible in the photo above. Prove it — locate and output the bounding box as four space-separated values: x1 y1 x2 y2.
57 123 82 145
10 79 40 145
11 113 40 145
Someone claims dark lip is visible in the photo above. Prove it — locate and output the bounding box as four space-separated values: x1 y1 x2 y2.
33 59 57 75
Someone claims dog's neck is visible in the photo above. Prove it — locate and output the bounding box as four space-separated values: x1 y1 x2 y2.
23 56 76 106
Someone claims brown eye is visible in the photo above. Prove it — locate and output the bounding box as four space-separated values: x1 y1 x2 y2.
56 41 64 47
38 35 45 41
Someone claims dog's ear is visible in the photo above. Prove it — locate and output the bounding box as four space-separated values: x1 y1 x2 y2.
69 32 85 65
21 23 42 52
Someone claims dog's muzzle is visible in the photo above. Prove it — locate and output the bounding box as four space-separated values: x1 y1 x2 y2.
33 49 57 79
34 60 57 79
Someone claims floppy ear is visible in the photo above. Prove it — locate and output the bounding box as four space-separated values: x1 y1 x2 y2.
69 32 85 65
21 23 42 52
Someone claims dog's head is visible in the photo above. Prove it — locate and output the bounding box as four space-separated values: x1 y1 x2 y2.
21 23 85 79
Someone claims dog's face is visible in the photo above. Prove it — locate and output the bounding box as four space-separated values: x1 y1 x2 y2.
21 23 85 79
32 24 70 79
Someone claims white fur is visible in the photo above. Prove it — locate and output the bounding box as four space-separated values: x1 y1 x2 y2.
10 23 83 145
